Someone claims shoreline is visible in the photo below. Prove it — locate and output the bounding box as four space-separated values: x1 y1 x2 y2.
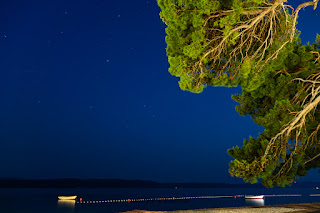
122 202 320 213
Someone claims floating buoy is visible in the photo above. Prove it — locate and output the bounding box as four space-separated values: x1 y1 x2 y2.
128 199 130 202
80 198 82 202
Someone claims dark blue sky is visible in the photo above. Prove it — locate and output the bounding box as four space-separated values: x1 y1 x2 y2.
0 0 319 183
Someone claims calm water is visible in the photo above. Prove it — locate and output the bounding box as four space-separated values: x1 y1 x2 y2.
1 187 320 213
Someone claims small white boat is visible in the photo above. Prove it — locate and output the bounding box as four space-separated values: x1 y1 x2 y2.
58 195 77 200
245 195 264 199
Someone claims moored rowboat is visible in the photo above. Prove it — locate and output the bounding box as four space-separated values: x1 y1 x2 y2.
58 195 77 200
245 195 264 199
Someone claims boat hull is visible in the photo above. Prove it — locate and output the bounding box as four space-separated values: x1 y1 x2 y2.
58 196 77 200
245 195 264 199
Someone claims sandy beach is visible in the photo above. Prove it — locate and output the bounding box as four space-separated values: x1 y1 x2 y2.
121 202 320 213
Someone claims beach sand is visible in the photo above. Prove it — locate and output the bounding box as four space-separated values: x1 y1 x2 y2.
121 202 320 213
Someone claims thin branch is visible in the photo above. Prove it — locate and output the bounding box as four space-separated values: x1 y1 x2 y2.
290 0 320 41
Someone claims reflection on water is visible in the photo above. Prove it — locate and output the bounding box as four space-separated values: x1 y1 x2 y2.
1 188 320 213
245 199 265 206
57 200 75 209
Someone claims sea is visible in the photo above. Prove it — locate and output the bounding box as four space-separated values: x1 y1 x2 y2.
1 187 320 213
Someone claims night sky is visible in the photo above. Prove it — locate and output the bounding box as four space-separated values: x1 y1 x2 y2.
1 0 320 183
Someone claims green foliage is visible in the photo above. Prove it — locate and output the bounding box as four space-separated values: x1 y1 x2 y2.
229 39 320 187
158 0 221 93
158 0 320 187
158 0 290 93
239 58 254 79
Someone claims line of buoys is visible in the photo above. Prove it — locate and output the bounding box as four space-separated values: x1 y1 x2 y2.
263 194 301 197
77 195 238 204
76 194 313 204
77 197 180 204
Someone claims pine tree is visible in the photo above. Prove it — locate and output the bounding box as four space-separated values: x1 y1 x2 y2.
158 0 320 187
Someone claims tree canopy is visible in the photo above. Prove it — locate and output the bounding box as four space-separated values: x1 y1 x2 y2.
158 0 320 187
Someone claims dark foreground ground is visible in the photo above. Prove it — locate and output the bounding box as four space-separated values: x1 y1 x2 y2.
122 202 320 213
